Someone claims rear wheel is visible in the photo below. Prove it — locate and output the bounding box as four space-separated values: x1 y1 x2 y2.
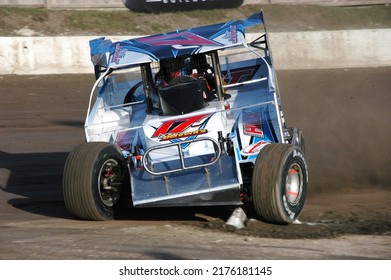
251 144 308 224
63 142 128 221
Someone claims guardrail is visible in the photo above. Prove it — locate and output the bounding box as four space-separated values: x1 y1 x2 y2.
0 0 389 8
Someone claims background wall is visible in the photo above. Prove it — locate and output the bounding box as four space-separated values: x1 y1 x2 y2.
1 0 390 74
0 29 390 75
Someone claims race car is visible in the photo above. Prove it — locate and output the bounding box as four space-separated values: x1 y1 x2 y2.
63 11 308 225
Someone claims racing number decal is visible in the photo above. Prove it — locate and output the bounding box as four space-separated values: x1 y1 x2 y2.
222 65 260 84
151 113 212 141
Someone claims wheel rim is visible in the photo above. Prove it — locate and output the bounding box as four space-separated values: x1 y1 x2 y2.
98 159 123 207
285 163 303 206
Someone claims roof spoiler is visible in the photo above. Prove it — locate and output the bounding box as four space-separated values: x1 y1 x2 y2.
88 11 266 78
244 11 264 28
89 37 112 78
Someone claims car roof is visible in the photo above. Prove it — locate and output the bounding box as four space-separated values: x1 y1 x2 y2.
89 12 263 69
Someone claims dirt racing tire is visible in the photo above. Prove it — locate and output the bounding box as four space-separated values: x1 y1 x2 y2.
63 142 129 221
251 144 308 224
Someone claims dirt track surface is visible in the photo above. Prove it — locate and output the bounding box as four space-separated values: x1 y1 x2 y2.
0 68 390 259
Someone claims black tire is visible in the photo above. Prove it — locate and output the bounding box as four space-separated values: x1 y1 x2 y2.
63 142 129 221
251 144 308 224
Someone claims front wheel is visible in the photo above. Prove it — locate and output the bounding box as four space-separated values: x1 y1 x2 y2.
63 142 128 221
251 144 308 224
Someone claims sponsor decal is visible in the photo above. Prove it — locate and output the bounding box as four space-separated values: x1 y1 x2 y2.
112 43 126 64
151 113 211 142
283 195 296 219
244 123 264 138
243 111 264 138
293 149 308 183
160 128 207 141
222 25 238 44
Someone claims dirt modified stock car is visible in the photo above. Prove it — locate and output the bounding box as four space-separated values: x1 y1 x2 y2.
63 11 308 225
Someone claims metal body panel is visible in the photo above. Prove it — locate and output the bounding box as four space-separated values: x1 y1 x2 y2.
131 154 241 207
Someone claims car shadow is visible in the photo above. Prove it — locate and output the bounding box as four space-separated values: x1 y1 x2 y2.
0 150 235 222
0 150 70 219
